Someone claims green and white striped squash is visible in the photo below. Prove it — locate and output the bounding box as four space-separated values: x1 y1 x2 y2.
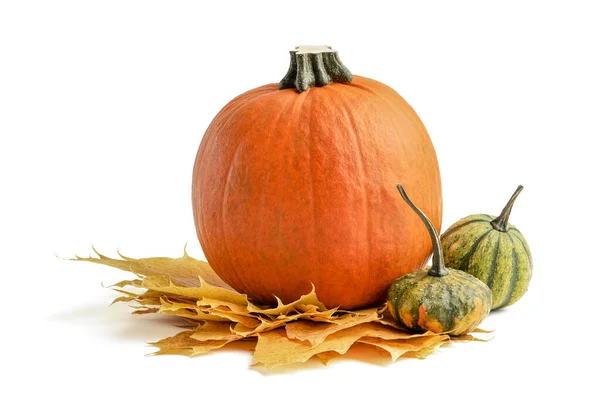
387 185 492 336
441 186 532 310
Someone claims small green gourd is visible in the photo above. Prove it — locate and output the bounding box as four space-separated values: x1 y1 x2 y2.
440 185 532 310
387 185 492 336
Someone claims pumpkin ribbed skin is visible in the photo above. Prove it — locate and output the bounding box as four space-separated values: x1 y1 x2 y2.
192 76 442 309
441 214 533 309
387 268 491 335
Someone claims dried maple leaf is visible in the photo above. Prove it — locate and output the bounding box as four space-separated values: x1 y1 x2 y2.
357 336 447 362
285 311 381 347
75 247 232 289
150 330 233 356
246 285 326 315
252 324 444 369
190 322 240 342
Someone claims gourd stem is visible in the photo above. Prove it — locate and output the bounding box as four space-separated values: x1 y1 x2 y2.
396 185 448 277
279 45 352 92
491 185 524 232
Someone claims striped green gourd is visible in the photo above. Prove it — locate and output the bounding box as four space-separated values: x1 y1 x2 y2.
440 185 532 310
387 185 491 336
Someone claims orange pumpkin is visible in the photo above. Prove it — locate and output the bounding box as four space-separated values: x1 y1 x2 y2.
192 46 442 309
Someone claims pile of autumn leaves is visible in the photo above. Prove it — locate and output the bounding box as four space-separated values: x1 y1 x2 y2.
76 249 486 369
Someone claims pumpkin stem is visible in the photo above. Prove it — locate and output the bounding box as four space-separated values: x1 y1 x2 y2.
279 45 352 93
491 185 524 232
396 185 448 277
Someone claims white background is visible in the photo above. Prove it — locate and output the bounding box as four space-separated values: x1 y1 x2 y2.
1 1 599 399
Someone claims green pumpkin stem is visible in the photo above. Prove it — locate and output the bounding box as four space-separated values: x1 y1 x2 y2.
279 45 353 93
491 185 524 232
396 185 448 277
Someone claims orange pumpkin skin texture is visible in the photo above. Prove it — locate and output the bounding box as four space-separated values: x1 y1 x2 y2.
192 70 442 309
